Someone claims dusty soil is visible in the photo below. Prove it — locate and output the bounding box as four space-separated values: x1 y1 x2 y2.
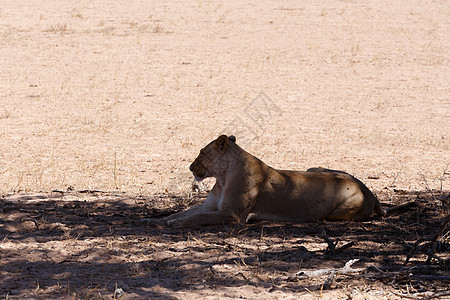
0 0 449 194
0 191 449 299
0 0 449 299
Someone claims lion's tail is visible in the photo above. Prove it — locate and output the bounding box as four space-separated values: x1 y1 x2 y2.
363 186 386 217
373 196 386 217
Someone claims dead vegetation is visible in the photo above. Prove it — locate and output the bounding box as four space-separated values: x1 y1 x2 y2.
0 190 448 299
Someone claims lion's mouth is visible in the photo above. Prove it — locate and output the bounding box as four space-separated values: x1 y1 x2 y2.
193 176 205 182
192 170 208 181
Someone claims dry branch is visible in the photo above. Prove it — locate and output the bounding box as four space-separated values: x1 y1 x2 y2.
404 213 450 265
289 259 365 281
320 230 338 257
392 289 450 300
423 290 450 300
320 230 355 257
322 272 337 290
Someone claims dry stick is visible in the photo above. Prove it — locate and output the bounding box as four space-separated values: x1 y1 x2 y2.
235 272 248 281
413 274 450 281
338 241 355 251
404 239 425 265
390 290 420 299
320 230 354 255
423 290 450 300
322 272 336 290
290 259 365 280
438 164 450 213
420 173 438 202
321 230 337 257
363 266 449 284
85 283 102 299
405 213 450 265
76 189 110 194
208 265 216 277
439 163 449 195
392 290 450 300
438 213 450 230
390 164 404 203
427 213 450 264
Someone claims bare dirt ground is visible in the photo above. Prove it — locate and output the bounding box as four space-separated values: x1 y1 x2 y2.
0 0 449 299
0 191 449 299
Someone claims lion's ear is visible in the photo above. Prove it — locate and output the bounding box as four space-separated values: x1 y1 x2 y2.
229 135 236 143
215 135 229 150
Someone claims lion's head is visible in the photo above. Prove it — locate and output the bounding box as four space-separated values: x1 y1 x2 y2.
189 135 236 181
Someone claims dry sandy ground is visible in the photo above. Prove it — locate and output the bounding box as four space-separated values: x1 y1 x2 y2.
0 0 449 194
0 0 449 299
0 191 448 299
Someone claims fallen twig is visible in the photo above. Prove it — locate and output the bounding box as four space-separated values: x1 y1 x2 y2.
320 230 337 257
389 164 404 203
390 290 421 299
322 272 336 290
76 189 112 194
338 241 355 251
420 174 438 202
412 274 450 281
289 259 365 281
404 239 425 266
404 213 450 265
320 230 354 257
423 290 450 300
391 289 450 300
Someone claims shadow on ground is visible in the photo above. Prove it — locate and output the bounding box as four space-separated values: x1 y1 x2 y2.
0 190 448 299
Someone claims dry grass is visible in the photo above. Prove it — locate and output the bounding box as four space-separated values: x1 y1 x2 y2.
0 0 448 196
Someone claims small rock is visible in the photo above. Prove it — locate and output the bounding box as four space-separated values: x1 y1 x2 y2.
114 287 125 298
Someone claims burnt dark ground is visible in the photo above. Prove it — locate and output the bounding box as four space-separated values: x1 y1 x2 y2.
0 190 448 299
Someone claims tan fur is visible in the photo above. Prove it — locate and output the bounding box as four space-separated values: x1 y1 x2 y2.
161 135 385 226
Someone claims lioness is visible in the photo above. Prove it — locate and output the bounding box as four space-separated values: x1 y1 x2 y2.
161 135 385 226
